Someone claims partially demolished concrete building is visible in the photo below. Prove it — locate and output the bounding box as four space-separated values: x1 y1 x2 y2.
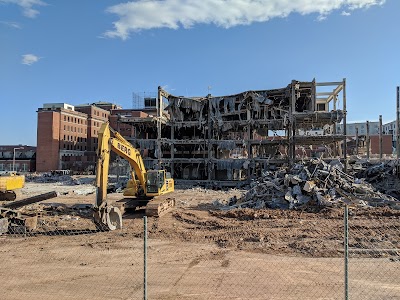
122 79 347 188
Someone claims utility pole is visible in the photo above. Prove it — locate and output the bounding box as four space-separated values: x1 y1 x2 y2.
379 115 383 160
355 128 359 156
397 86 400 159
366 121 370 160
13 147 24 172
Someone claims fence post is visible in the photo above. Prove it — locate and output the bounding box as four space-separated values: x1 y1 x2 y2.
344 205 349 300
144 215 148 300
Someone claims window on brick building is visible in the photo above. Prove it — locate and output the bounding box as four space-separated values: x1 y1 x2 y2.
64 116 66 121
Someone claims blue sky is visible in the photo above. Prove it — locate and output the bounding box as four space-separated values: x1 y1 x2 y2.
0 0 399 146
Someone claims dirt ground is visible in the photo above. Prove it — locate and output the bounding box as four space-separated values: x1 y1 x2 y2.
1 178 399 299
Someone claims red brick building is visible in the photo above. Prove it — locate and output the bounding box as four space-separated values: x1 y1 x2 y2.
36 102 151 172
36 103 110 172
109 109 150 139
74 104 110 152
370 135 393 155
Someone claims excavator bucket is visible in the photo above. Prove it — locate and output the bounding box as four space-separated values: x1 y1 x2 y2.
94 206 122 231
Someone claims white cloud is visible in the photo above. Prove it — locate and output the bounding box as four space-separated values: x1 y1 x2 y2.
0 21 21 28
341 11 351 16
21 54 41 65
0 0 46 18
104 0 385 40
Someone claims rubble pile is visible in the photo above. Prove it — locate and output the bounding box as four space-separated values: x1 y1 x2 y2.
350 160 400 199
224 159 400 210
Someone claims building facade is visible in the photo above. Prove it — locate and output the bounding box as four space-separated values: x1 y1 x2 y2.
383 120 397 147
120 80 347 187
0 145 36 172
336 121 380 136
36 103 110 172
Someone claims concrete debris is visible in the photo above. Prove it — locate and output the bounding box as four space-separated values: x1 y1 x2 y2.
224 158 400 210
73 187 95 195
60 215 80 221
35 202 93 224
350 160 400 200
0 218 8 234
26 173 95 186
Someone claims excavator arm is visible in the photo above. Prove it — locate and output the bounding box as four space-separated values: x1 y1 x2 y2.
94 122 148 230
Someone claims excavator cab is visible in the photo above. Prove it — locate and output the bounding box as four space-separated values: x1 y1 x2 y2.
146 170 166 196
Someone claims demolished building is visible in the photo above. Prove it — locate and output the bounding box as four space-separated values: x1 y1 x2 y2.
122 79 347 188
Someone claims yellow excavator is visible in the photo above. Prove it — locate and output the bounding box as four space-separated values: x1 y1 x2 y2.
93 122 175 230
0 172 25 201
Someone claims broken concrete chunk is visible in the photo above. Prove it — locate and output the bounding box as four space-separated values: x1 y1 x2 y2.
292 185 302 196
303 181 316 193
285 191 294 202
0 218 8 234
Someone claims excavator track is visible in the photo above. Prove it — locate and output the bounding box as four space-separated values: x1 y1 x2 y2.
0 191 17 201
145 196 175 217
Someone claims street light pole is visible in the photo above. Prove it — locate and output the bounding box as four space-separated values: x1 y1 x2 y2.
13 147 24 172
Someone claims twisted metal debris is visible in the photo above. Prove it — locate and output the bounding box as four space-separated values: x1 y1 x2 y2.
226 158 400 210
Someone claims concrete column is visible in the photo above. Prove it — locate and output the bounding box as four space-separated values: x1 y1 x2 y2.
247 109 252 183
207 95 212 182
170 122 175 178
355 128 359 156
157 87 163 169
342 78 347 171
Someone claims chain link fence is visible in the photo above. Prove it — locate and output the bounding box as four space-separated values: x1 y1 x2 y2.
347 207 400 299
0 204 399 299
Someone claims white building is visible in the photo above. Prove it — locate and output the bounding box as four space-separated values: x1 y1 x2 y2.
336 122 379 136
383 120 397 142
